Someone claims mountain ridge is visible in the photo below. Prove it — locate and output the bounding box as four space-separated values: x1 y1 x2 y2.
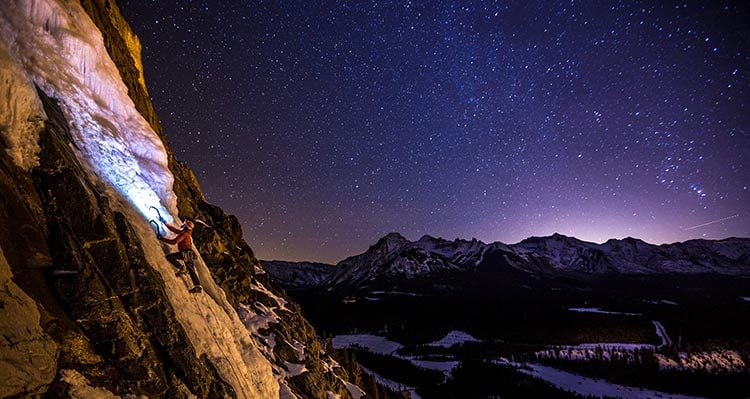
263 232 750 292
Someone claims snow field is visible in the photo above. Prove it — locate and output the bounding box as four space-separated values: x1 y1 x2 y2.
568 307 642 316
426 330 480 348
359 365 422 399
336 328 738 399
332 334 404 356
332 332 464 379
506 361 707 399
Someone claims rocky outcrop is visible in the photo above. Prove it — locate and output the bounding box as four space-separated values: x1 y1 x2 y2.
0 246 57 397
79 0 160 135
80 1 367 396
0 0 373 397
1 119 192 399
21 86 237 397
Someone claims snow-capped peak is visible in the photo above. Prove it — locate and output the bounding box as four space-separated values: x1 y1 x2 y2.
374 232 409 250
295 233 750 291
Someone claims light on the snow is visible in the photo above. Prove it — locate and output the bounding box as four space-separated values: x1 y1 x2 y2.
0 0 176 222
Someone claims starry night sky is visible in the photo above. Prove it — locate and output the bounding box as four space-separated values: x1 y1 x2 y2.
120 1 749 264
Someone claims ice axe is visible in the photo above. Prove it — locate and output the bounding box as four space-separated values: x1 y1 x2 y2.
149 219 164 239
149 205 167 223
148 205 166 238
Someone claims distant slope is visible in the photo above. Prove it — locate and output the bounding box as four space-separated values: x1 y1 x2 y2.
261 260 336 289
266 233 750 292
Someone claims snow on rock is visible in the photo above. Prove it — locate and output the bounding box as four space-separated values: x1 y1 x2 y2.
291 340 306 361
655 350 746 374
281 361 308 378
326 391 342 399
427 330 481 348
237 282 288 361
741 296 750 302
251 279 289 310
239 302 281 335
58 370 120 399
237 280 290 349
238 280 323 395
0 38 45 170
322 356 341 374
137 220 278 398
0 0 175 221
279 383 300 399
344 381 366 399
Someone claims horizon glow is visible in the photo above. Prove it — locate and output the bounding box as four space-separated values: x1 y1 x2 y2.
122 1 749 263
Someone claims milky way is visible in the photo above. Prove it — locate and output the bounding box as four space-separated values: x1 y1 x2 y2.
120 1 749 263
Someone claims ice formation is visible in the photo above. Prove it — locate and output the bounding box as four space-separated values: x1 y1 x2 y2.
0 0 174 221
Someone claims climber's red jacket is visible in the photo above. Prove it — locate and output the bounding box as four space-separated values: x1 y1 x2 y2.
160 222 193 251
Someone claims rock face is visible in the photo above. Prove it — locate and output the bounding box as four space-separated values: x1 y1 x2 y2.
0 247 57 398
0 1 365 398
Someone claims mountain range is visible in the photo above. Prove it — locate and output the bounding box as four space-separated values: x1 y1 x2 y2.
262 232 750 292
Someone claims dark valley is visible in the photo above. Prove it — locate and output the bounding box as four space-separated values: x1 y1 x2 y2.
264 233 750 398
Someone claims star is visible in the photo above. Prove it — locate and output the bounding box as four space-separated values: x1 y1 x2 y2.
121 0 750 263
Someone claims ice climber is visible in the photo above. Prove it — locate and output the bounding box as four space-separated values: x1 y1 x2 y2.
159 218 202 293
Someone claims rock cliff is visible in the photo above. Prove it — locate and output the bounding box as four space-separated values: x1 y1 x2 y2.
0 1 363 397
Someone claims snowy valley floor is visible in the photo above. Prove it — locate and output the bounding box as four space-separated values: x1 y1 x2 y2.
296 288 750 398
332 331 710 399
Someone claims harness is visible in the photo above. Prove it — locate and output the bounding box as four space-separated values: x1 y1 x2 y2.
181 249 196 265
